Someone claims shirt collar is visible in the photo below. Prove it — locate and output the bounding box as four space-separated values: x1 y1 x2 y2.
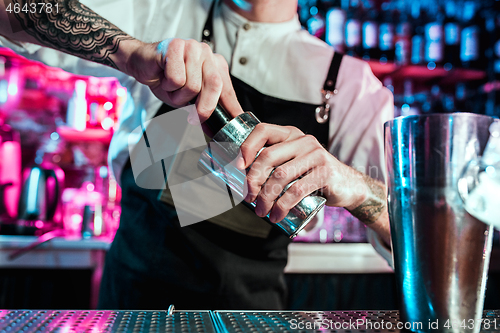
220 2 302 35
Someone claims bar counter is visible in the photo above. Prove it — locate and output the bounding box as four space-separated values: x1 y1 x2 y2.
2 309 500 332
0 236 391 274
0 236 393 310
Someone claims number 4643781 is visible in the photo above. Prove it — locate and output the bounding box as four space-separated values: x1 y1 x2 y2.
6 3 59 14
444 319 498 330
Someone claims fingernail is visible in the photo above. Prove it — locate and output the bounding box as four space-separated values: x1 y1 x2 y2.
245 194 253 203
236 156 246 169
255 206 263 217
269 212 278 223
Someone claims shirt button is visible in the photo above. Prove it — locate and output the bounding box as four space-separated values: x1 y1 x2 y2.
243 23 251 31
239 57 248 65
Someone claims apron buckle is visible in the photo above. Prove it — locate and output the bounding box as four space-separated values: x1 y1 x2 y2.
315 88 337 124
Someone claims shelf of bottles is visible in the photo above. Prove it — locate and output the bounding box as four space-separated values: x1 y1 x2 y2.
299 0 500 118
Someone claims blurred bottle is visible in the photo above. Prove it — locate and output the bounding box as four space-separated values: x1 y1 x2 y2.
66 80 87 132
455 82 468 112
430 85 446 113
443 0 461 70
401 80 421 116
0 124 21 220
442 93 456 113
326 0 347 52
361 3 379 60
460 1 482 69
410 1 426 65
484 3 500 80
383 76 398 117
495 14 500 80
298 0 315 23
395 0 412 66
424 1 445 67
307 3 326 38
379 1 395 63
383 76 395 95
344 0 362 57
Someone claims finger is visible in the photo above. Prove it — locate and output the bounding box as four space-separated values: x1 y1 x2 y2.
168 40 204 106
268 171 325 223
195 47 224 122
240 123 304 169
254 144 324 210
162 39 187 92
245 135 319 204
214 54 244 119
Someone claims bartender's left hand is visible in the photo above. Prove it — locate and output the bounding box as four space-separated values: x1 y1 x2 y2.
239 123 388 239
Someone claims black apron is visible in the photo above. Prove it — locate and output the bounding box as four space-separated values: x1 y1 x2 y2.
98 2 343 311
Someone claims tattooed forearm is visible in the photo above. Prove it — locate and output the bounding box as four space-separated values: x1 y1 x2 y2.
6 0 134 69
347 174 386 225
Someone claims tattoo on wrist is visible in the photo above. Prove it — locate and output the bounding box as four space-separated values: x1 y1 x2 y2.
347 175 386 225
7 0 133 69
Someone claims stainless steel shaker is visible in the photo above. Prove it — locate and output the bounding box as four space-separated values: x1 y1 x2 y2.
385 113 495 333
199 105 326 238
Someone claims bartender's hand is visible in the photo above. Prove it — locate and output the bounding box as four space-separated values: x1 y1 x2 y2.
239 123 391 244
0 0 242 122
126 39 243 122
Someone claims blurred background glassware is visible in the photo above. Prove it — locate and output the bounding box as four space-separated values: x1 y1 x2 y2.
0 124 21 222
17 163 62 224
385 113 495 333
61 172 118 239
0 55 24 114
293 206 367 243
458 121 500 227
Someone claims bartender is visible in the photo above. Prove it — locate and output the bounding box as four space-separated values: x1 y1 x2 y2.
0 0 392 310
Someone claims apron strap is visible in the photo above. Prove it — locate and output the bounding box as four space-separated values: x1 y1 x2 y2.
201 1 217 45
324 52 343 92
315 52 343 124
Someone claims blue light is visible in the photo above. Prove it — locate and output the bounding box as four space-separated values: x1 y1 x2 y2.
7 83 17 95
485 166 496 177
0 80 7 103
232 0 252 11
50 132 60 141
427 62 436 70
310 6 318 16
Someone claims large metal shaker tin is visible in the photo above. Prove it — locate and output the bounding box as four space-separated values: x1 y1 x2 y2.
199 112 326 238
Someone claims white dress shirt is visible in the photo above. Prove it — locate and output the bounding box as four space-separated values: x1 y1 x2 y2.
0 0 394 264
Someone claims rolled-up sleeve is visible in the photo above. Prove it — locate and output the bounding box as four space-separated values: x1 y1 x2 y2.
327 56 394 267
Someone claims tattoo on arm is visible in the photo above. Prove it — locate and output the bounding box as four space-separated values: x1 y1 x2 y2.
347 174 386 225
8 0 133 69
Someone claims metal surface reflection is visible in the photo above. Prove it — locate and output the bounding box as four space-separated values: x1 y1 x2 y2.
385 113 496 333
199 112 326 238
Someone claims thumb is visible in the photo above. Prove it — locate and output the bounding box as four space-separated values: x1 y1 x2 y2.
213 54 244 118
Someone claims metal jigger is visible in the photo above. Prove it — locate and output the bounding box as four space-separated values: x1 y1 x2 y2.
199 105 326 238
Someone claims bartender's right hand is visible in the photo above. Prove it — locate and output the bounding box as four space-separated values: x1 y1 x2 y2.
125 38 243 122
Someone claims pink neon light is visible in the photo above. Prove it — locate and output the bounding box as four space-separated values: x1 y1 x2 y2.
0 141 21 218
